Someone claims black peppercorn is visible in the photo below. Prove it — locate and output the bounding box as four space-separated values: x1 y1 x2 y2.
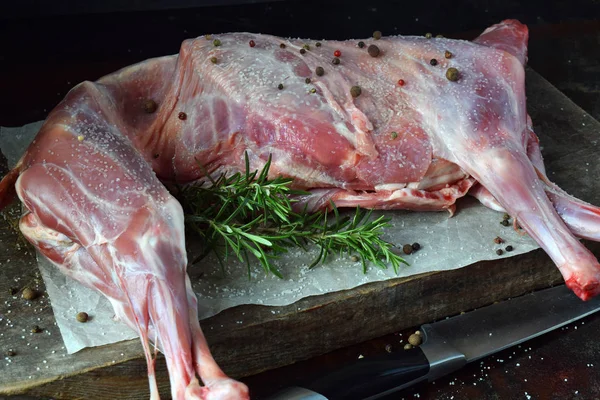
305 77 311 84
300 48 306 55
411 242 421 251
278 83 284 90
316 42 322 47
496 249 504 256
280 43 286 49
350 86 362 98
505 245 514 252
332 57 340 65
500 220 510 227
430 58 438 66
358 41 365 48
143 99 157 114
178 112 187 120
367 44 380 57
315 66 325 76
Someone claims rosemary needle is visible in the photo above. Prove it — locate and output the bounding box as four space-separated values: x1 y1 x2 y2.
178 153 407 277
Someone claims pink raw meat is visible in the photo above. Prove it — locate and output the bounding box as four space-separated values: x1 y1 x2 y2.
1 19 599 399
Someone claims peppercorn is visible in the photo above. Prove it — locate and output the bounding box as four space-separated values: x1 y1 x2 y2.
367 44 380 57
358 41 365 48
332 57 340 65
385 344 392 353
76 312 89 323
500 220 510 227
316 42 322 47
391 131 398 139
315 66 325 76
494 236 504 244
303 44 310 50
334 49 341 57
280 43 286 49
210 56 218 64
153 153 160 159
412 242 421 251
446 67 460 82
496 249 504 256
5 350 16 357
505 245 514 252
213 39 221 47
309 88 317 94
31 325 42 333
373 30 382 40
300 48 306 55
430 58 438 66
305 77 311 84
278 83 284 90
22 287 36 300
404 343 414 350
143 99 157 114
402 244 413 255
249 40 256 48
445 50 453 59
350 255 360 262
425 32 433 39
204 34 212 40
436 34 444 38
9 287 18 295
178 112 187 120
350 85 362 98
408 333 422 346
397 79 405 86
503 213 510 220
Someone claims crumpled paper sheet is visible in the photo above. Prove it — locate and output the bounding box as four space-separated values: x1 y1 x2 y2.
0 122 539 354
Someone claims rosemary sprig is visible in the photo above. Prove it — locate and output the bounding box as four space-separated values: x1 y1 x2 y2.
178 153 408 277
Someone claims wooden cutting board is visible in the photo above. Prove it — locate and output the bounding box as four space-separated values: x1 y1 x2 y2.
1 69 599 399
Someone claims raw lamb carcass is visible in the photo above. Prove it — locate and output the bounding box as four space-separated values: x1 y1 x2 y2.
1 19 599 399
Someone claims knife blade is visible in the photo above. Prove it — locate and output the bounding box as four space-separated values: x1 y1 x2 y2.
264 285 600 400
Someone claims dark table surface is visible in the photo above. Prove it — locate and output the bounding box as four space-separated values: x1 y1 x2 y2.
0 1 599 399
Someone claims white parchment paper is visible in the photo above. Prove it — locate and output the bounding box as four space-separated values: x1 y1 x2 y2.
0 123 540 354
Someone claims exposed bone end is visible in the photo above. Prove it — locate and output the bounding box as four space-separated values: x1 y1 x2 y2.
565 276 600 301
199 378 250 400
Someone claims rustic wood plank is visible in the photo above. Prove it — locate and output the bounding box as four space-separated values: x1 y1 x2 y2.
1 69 599 399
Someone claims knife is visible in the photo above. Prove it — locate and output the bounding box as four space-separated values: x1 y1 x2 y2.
264 284 600 400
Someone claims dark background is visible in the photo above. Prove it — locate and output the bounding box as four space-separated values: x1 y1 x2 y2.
0 0 599 126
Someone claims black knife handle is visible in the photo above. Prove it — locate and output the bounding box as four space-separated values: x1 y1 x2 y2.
303 347 430 400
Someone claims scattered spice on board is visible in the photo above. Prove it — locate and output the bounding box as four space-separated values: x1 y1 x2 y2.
367 44 380 57
76 312 89 323
143 99 157 114
22 287 36 300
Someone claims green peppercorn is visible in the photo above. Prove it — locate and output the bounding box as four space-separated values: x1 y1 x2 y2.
22 287 36 300
303 44 310 50
332 57 340 65
367 44 380 57
300 48 306 55
358 41 365 48
425 32 433 39
204 34 212 40
143 99 157 114
280 43 286 49
309 88 317 94
445 50 453 59
503 213 510 220
76 312 89 323
496 249 504 256
210 56 218 64
350 85 362 98
316 42 322 47
213 39 221 47
305 77 311 84
436 34 444 38
373 30 382 40
402 244 413 255
446 67 460 82
278 83 284 90
505 245 514 252
391 131 398 139
430 58 438 66
500 219 510 227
